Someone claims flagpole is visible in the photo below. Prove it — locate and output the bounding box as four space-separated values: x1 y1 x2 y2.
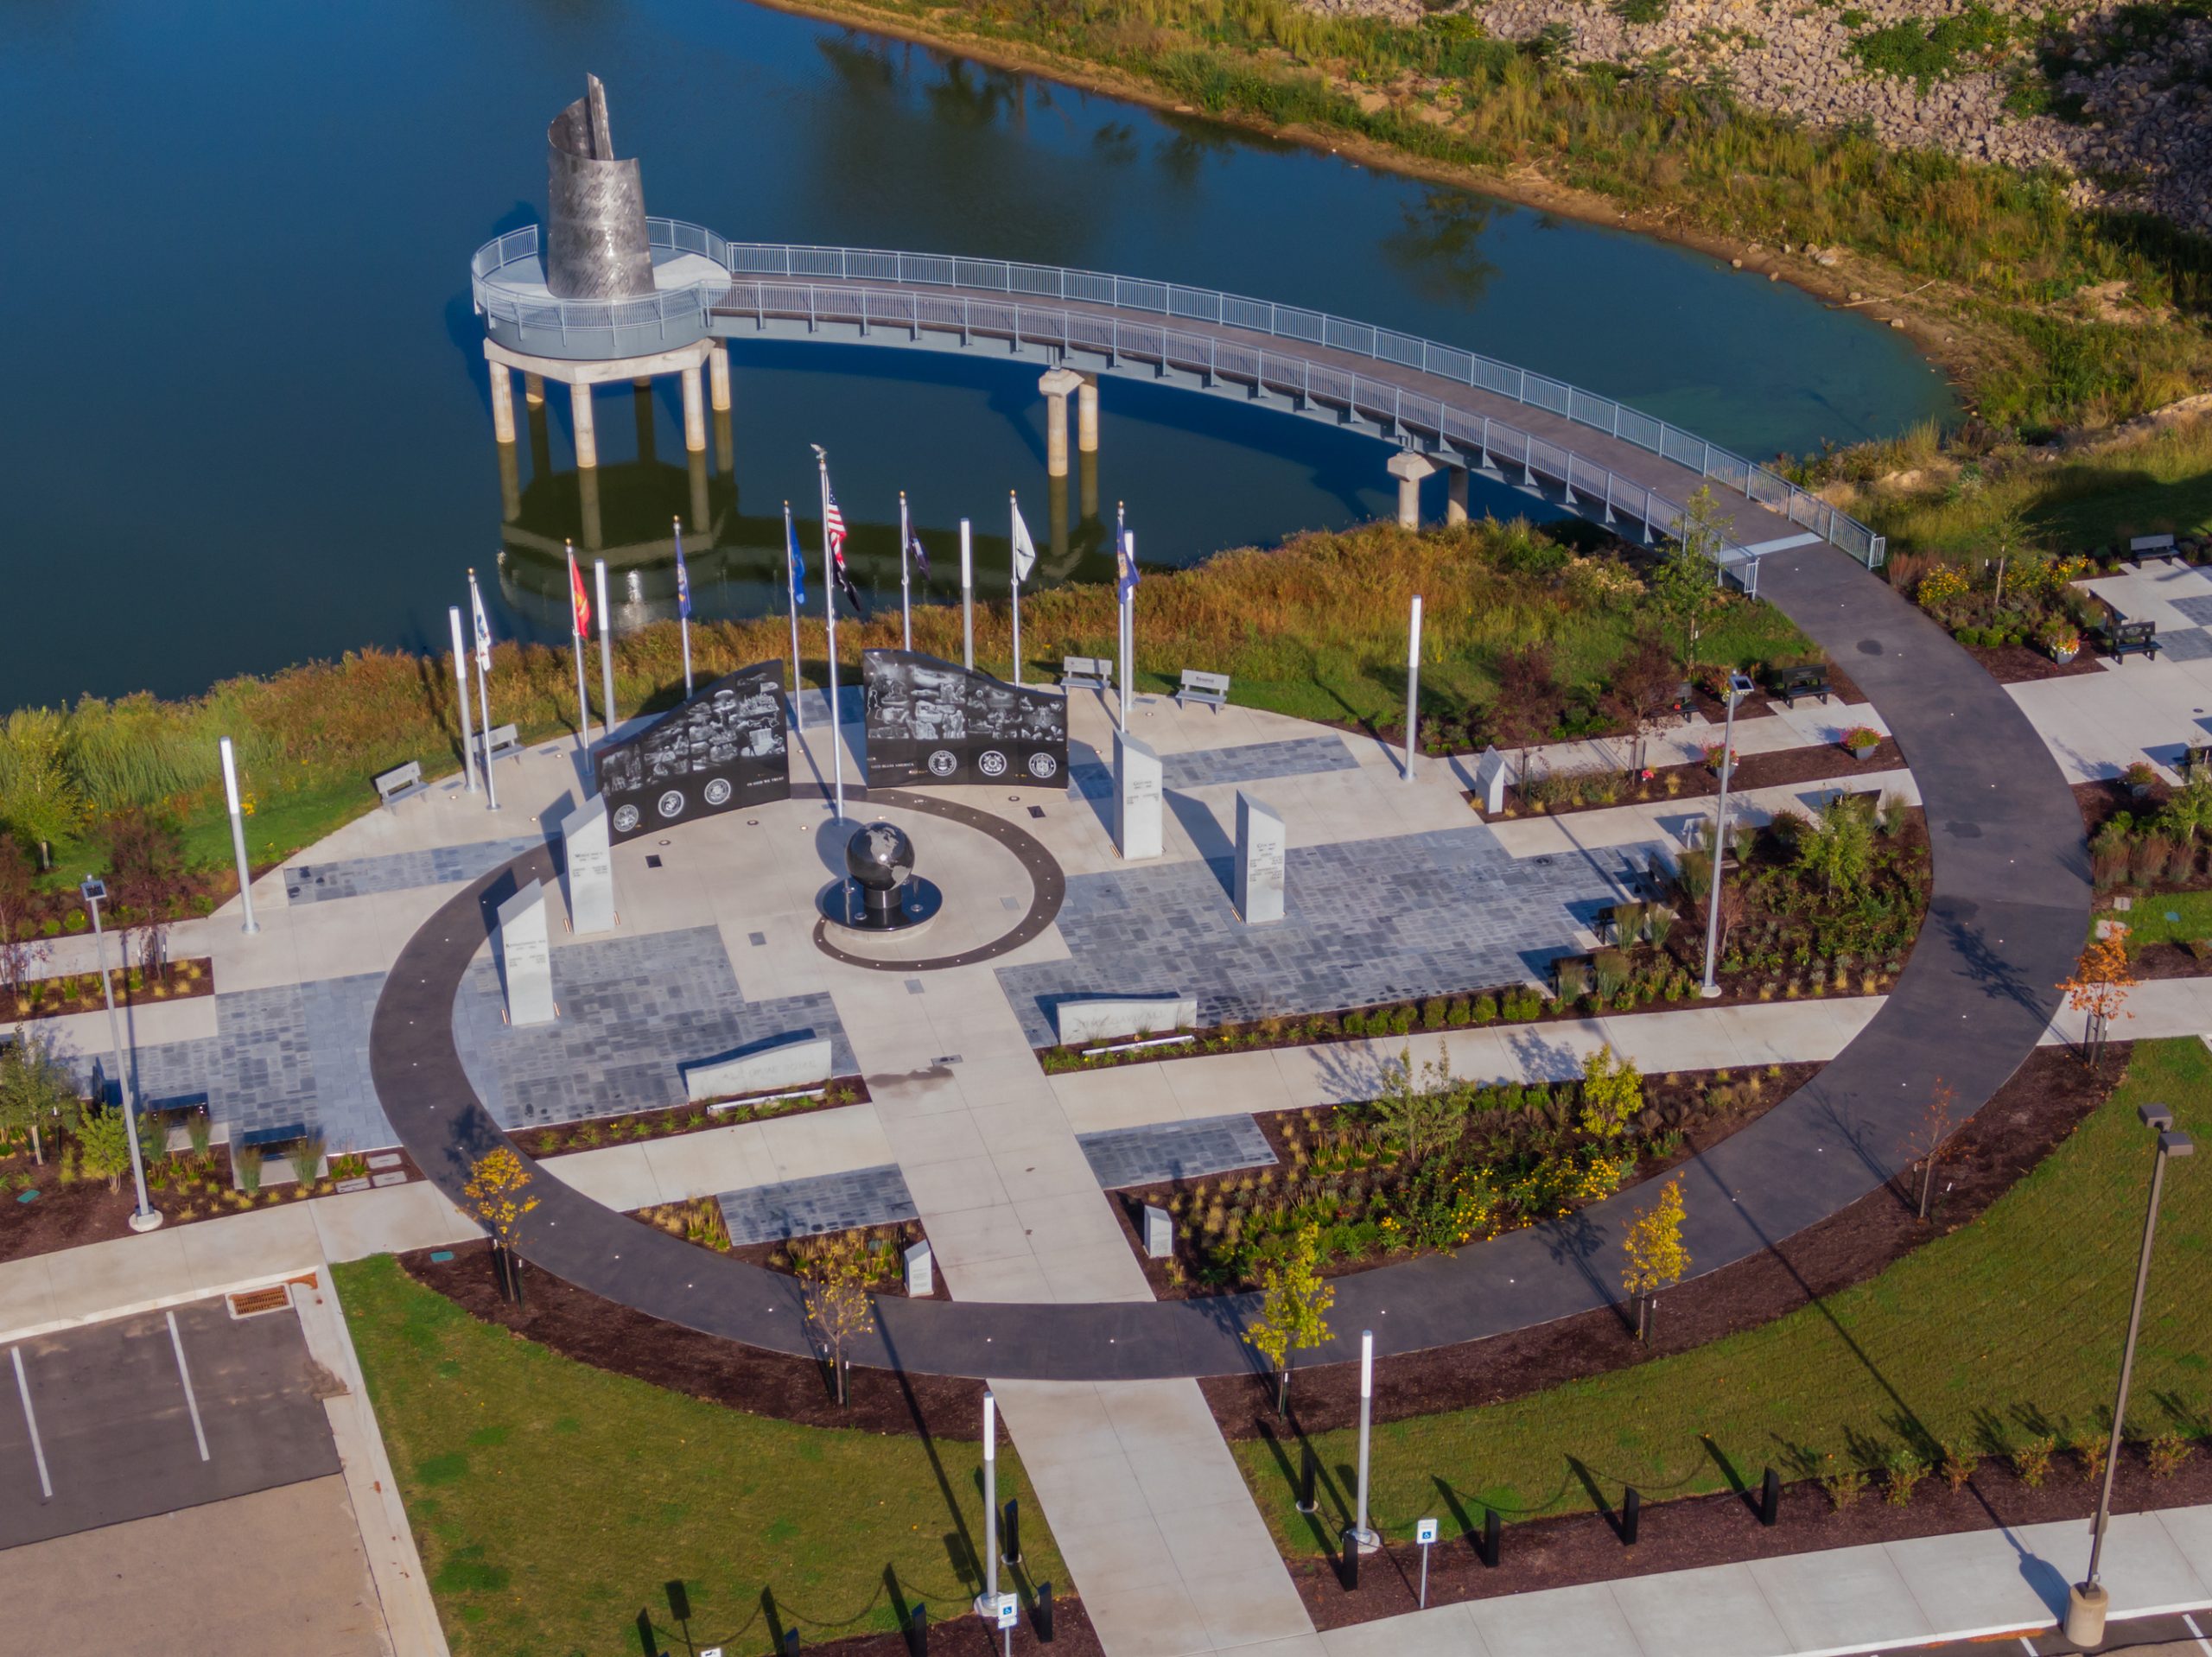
1123 530 1137 735
594 558 617 733
467 571 500 815
674 517 693 701
1116 503 1128 734
899 491 912 652
817 454 846 824
568 540 592 751
784 502 804 733
960 518 974 670
448 606 479 793
1009 491 1023 689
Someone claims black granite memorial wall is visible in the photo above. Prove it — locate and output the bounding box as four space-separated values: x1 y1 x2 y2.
861 650 1068 789
594 661 791 842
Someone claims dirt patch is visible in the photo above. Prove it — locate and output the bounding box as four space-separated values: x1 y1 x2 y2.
802 1598 1102 1655
4 955 216 1023
1494 733 1905 818
514 1076 874 1160
2076 777 2171 838
2132 940 2212 981
1961 639 2104 685
400 1241 988 1438
1286 1437 2212 1625
1201 1044 2113 1436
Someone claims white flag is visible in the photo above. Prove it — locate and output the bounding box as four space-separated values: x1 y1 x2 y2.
467 569 493 676
1010 497 1037 585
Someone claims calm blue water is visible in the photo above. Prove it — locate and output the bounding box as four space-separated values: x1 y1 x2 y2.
0 0 1953 708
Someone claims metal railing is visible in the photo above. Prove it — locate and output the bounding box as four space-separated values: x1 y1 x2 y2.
470 223 1881 571
471 220 733 352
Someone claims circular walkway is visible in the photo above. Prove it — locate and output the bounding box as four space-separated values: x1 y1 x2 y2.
370 543 2088 1381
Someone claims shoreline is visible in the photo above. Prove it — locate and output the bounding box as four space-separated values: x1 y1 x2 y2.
743 0 1986 414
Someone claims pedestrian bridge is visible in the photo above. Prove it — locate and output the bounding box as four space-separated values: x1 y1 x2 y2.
471 219 1885 587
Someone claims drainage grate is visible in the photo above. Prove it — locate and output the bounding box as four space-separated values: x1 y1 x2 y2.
227 1286 292 1319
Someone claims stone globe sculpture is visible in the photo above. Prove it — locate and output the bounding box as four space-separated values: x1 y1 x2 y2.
844 821 918 926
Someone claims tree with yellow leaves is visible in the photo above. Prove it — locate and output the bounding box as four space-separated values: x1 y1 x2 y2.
2062 927 2134 1073
1620 1174 1689 1344
462 1145 539 1304
1245 1224 1336 1418
800 1232 878 1408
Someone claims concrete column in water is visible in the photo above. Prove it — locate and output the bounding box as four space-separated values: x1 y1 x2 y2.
709 345 731 412
688 447 710 537
489 362 517 445
1077 374 1099 453
682 365 707 454
524 371 545 406
570 381 599 469
580 466 605 551
1446 465 1470 526
1039 366 1082 479
497 439 522 523
1387 450 1437 530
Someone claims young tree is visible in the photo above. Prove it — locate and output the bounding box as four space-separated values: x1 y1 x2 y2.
0 1025 82 1165
1372 1044 1468 1165
2062 929 2135 1072
0 834 42 1003
462 1146 540 1303
800 1232 877 1407
1245 1224 1336 1417
1680 848 1746 961
1797 794 1876 897
1604 629 1681 776
1652 486 1730 670
1906 1077 1959 1222
1620 1174 1690 1343
1578 1042 1645 1140
96 806 188 982
1491 641 1563 787
77 1107 133 1193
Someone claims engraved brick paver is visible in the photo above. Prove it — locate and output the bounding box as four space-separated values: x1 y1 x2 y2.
1077 1114 1276 1190
996 824 1630 1047
452 925 855 1129
283 836 543 904
717 1164 917 1246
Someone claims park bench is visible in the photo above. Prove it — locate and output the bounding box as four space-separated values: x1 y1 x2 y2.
372 759 428 809
480 722 524 766
2094 614 2158 663
2131 533 2179 567
1770 662 1832 708
1177 669 1230 712
1060 656 1113 693
236 1121 308 1152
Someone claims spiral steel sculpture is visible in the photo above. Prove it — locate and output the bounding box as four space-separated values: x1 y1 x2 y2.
544 73 652 300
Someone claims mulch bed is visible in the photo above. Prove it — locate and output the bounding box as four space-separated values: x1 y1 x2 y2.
1108 1063 1822 1300
1492 733 1905 818
1287 1438 2212 1626
516 1076 874 1161
4 955 216 1022
1200 1043 2113 1437
1962 638 2104 685
401 1241 988 1437
2075 777 2175 838
725 1219 950 1300
801 1598 1101 1655
2129 939 2212 981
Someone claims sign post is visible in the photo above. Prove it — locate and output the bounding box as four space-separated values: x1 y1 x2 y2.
1416 1516 1439 1608
995 1591 1018 1657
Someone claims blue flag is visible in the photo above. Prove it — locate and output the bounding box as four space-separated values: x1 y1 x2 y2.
673 522 693 620
1116 522 1140 603
785 505 807 607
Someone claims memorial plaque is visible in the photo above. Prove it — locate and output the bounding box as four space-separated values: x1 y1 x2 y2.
861 650 1068 790
682 1035 835 1104
1235 791 1286 925
1472 745 1510 815
905 1239 934 1297
594 661 790 844
1144 1205 1173 1260
1114 730 1163 860
563 794 615 936
497 879 556 1025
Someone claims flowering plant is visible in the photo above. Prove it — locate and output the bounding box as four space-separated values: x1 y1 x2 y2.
1840 725 1881 754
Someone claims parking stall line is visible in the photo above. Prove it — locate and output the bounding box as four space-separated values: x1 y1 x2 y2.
11 1345 52 1500
166 1311 211 1463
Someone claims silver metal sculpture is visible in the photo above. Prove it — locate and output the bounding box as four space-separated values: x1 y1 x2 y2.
544 74 652 300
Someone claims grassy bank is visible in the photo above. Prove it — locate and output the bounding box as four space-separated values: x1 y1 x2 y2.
1230 1037 2212 1552
766 0 2212 436
333 1254 1066 1656
0 519 1804 886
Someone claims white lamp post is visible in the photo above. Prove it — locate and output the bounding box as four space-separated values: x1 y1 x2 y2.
82 877 161 1232
218 739 257 936
1700 671 1759 998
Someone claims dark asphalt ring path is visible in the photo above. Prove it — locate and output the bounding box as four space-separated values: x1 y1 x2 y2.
369 543 2089 1380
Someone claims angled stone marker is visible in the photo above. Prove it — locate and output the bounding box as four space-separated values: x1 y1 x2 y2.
1235 790 1286 925
497 879 556 1025
1144 1204 1174 1260
683 1035 835 1104
906 1239 934 1297
1472 745 1510 815
1056 994 1196 1047
1113 730 1163 861
563 793 616 936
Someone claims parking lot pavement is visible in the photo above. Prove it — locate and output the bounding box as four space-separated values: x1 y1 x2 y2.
1904 1608 2212 1655
0 1293 340 1548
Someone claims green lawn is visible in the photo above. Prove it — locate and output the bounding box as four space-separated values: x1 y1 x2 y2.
332 1256 1067 1657
2102 889 2212 949
1234 1038 2212 1553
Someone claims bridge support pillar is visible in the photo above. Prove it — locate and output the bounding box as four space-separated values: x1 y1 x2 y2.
1077 374 1098 454
1039 366 1083 479
709 345 731 412
570 382 599 469
1388 451 1437 530
1446 466 1469 526
489 362 517 446
682 365 707 454
524 371 545 406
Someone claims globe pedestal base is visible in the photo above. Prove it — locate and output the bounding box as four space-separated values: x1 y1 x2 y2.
822 876 943 935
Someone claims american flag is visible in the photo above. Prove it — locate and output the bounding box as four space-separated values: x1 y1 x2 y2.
824 480 861 613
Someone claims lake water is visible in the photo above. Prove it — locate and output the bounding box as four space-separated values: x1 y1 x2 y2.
0 0 1954 709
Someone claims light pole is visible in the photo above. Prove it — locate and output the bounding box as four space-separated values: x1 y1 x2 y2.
1699 671 1758 999
2066 1102 2194 1647
82 877 161 1232
1343 1330 1380 1554
218 738 258 936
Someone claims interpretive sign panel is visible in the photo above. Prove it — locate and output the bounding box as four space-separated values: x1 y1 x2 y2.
594 661 790 843
861 650 1068 790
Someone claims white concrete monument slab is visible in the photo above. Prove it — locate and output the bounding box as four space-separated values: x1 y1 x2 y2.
1055 994 1197 1047
683 1035 835 1104
1471 745 1510 815
1143 1204 1174 1260
497 879 556 1026
1235 790 1286 925
905 1239 934 1297
1113 730 1163 860
563 794 616 936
